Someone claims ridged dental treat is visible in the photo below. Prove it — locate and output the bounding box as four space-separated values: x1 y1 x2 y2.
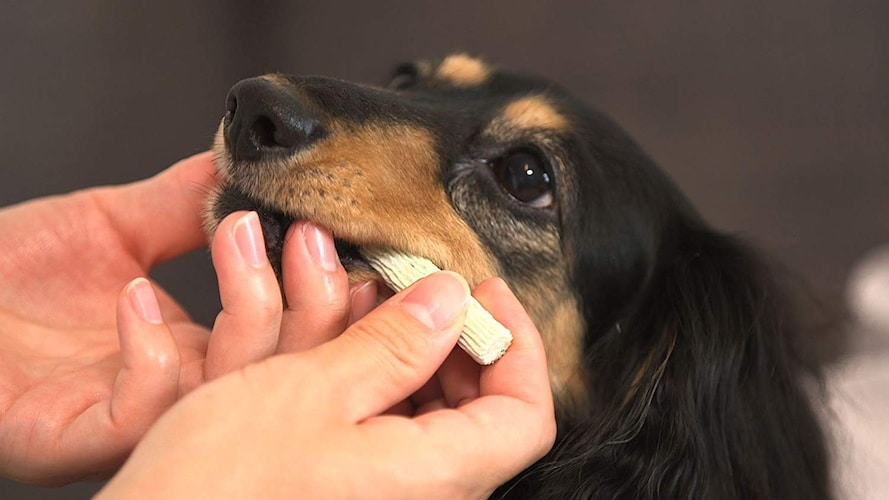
360 248 513 365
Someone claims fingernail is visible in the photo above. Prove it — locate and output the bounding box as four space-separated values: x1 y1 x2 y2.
400 272 470 331
128 278 163 325
303 223 340 272
233 211 266 268
350 280 377 300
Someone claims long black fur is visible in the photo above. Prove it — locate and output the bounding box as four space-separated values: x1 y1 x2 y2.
214 59 833 499
495 107 830 499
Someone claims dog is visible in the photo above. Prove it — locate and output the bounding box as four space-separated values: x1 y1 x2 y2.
205 54 831 499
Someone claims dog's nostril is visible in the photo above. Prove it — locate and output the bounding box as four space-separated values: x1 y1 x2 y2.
249 113 321 152
250 116 278 148
223 77 324 162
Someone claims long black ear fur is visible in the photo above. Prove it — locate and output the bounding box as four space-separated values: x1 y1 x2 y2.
498 223 831 499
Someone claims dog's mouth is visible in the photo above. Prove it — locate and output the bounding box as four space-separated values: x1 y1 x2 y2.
332 240 372 273
211 182 392 292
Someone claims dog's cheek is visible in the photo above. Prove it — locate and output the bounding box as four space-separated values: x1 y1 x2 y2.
448 173 588 410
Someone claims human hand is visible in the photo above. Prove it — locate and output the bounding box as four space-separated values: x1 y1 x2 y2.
0 153 362 484
98 271 556 499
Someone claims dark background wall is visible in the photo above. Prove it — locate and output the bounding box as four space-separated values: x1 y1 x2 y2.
1 1 886 497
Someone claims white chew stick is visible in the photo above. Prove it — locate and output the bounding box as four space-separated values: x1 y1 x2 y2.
360 248 513 365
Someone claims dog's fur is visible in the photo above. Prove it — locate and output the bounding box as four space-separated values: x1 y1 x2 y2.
206 54 831 499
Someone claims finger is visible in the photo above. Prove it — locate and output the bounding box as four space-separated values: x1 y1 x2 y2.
65 278 180 470
433 346 480 409
419 279 529 411
311 272 470 422
110 277 181 422
409 374 446 414
412 277 556 483
97 151 217 267
148 284 195 324
347 280 378 326
276 222 351 353
472 278 553 408
204 211 283 380
384 400 416 417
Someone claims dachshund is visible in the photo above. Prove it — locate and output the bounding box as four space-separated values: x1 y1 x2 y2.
205 54 831 499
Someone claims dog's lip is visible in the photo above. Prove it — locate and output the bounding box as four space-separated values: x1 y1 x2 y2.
265 210 375 272
214 183 387 279
332 238 374 272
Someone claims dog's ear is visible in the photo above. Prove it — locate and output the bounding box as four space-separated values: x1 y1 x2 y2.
535 223 831 499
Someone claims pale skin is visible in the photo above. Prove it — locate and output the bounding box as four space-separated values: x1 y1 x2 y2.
0 152 556 496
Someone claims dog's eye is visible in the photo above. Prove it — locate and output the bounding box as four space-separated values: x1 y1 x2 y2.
388 63 420 90
490 151 554 208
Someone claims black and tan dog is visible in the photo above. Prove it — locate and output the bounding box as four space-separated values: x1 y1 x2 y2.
205 55 830 499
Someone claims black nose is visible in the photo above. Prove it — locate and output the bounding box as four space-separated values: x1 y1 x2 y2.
223 77 324 162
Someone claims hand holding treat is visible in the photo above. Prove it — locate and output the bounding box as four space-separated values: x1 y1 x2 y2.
362 247 513 365
99 263 556 499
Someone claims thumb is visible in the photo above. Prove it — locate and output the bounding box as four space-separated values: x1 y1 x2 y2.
97 151 217 267
313 271 470 423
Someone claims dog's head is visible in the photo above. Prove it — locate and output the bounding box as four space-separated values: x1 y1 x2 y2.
206 55 830 498
206 54 683 412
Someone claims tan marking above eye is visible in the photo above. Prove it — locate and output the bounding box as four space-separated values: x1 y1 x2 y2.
500 96 569 131
435 54 490 87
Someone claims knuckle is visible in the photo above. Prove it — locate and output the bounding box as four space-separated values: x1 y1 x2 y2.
228 290 282 323
143 345 179 373
255 297 283 320
291 291 349 319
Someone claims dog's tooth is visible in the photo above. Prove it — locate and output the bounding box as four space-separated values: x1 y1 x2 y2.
360 248 513 365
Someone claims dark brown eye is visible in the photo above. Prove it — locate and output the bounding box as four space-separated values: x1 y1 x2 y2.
490 150 554 208
388 63 420 90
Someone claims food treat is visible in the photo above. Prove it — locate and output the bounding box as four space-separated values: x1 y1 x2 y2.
361 248 513 365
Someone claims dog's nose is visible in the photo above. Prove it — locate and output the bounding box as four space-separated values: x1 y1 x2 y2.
223 77 324 162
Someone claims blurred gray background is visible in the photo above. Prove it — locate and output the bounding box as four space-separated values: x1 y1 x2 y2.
1 1 886 498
